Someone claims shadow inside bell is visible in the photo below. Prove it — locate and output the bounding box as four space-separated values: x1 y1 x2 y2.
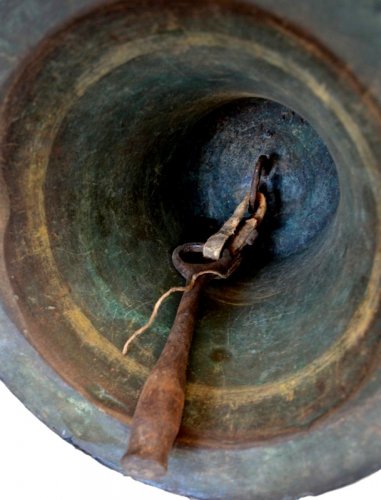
154 97 340 287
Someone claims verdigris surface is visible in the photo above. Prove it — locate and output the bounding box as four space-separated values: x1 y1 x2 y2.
0 1 380 499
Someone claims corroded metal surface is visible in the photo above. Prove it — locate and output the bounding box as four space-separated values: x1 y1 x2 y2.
0 1 380 499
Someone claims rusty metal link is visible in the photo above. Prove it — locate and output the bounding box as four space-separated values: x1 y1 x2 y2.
203 155 268 261
173 243 242 282
249 154 268 213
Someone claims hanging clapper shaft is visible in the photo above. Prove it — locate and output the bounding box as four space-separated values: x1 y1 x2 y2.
121 156 269 480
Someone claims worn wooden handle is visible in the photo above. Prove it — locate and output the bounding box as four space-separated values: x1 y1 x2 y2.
121 277 206 480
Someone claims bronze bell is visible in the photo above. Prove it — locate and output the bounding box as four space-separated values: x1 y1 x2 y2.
0 1 380 498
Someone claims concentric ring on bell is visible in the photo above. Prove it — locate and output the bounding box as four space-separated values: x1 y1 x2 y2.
0 0 380 454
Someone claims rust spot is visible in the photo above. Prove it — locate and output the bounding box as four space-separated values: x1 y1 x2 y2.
210 348 232 363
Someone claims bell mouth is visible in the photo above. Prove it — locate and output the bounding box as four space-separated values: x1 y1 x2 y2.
0 0 380 453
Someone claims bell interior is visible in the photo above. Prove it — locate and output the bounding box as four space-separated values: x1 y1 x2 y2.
1 1 379 447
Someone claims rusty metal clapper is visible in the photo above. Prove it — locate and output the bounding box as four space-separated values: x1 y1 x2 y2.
121 157 268 479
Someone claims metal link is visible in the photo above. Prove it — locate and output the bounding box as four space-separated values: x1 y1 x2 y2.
203 155 268 261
